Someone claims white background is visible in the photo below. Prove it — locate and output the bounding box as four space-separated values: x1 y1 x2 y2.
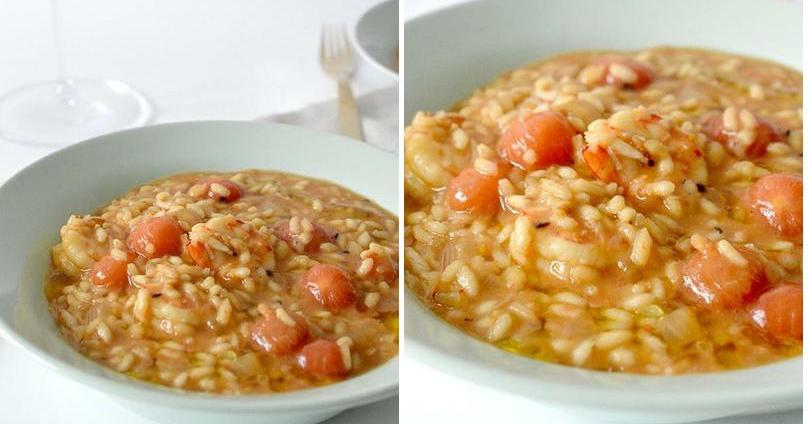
400 1 802 424
0 0 395 182
0 0 397 423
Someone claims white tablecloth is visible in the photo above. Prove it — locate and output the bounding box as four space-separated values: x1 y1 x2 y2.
400 1 801 424
0 1 397 423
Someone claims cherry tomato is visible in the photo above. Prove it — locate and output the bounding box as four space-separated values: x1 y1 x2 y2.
90 255 128 290
681 243 768 308
750 284 803 341
446 168 501 216
595 56 654 90
299 264 357 310
702 113 781 158
127 216 183 259
274 219 335 253
296 339 347 377
743 173 802 238
250 312 309 355
205 180 243 202
497 111 576 170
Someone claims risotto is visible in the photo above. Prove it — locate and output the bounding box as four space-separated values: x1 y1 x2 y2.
46 170 398 393
404 47 802 374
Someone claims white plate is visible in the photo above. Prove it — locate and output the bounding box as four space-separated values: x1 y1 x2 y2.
352 0 399 79
403 0 802 422
0 121 398 424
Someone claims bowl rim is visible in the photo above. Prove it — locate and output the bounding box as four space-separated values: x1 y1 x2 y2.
0 120 399 412
351 0 399 80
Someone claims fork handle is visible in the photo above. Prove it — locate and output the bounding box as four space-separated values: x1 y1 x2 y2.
337 79 364 141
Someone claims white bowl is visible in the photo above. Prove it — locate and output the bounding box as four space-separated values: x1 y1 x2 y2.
403 0 802 422
352 0 399 79
0 121 398 424
404 0 801 121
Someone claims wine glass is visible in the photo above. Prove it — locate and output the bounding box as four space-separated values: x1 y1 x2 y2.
0 0 153 147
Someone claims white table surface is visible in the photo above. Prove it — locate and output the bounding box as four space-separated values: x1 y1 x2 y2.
400 1 802 424
0 0 394 182
0 0 397 423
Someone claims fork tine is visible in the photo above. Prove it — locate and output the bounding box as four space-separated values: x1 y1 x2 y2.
318 23 362 139
322 24 334 61
320 24 331 61
341 25 351 56
319 23 354 76
334 26 344 56
330 25 340 58
326 24 333 58
324 24 334 58
331 25 340 58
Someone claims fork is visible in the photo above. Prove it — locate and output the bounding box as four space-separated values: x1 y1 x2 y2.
319 24 364 141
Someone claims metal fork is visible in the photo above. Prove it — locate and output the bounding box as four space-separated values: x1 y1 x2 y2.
319 24 364 141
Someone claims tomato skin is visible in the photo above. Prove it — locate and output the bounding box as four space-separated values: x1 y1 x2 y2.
595 57 654 90
680 244 769 308
702 113 781 158
126 216 184 259
446 168 502 216
749 120 780 157
274 219 335 253
250 312 309 355
299 264 357 310
582 145 620 183
296 339 347 377
206 180 243 202
750 284 803 341
370 253 398 281
743 173 803 238
90 255 129 289
702 113 725 143
186 241 211 268
497 111 576 170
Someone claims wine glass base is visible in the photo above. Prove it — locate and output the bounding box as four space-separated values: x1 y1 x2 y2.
0 79 153 147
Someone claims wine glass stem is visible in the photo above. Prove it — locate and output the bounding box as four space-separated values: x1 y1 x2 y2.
50 0 68 80
49 0 79 110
